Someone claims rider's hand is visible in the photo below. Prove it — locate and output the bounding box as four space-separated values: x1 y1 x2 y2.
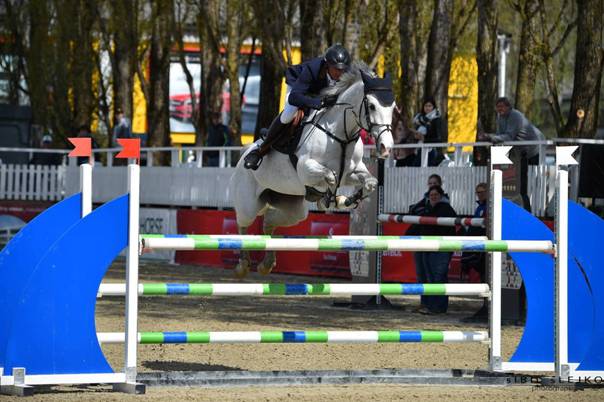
320 94 338 109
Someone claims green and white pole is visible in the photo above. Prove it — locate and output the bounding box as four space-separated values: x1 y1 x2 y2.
97 330 489 345
139 235 553 253
97 283 491 298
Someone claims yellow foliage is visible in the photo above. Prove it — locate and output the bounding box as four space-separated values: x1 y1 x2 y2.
447 56 478 152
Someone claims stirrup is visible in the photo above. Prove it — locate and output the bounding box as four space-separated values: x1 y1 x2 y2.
244 150 263 170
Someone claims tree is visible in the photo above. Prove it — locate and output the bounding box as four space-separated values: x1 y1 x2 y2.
174 0 203 144
299 0 324 60
225 0 246 146
109 1 138 136
140 0 173 164
424 0 453 140
253 0 288 139
562 0 604 138
398 0 420 128
197 0 226 146
511 0 540 113
474 0 497 165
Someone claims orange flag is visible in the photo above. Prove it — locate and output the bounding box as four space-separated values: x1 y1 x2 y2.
68 138 92 157
116 138 141 159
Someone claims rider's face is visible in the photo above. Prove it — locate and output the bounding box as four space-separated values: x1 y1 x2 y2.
327 65 345 81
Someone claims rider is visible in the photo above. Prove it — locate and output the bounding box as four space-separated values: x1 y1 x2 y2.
243 44 352 170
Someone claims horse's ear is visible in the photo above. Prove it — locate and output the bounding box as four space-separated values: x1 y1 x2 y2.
360 69 371 85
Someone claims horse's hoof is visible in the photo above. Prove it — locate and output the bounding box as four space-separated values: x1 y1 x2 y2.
335 195 349 209
234 260 250 279
257 261 276 275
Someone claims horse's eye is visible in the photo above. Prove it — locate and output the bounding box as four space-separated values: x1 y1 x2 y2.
369 104 376 111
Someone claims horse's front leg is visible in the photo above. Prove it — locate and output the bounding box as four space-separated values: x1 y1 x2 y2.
298 158 337 192
336 161 378 209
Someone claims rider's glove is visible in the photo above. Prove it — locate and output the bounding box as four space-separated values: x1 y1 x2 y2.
320 94 338 109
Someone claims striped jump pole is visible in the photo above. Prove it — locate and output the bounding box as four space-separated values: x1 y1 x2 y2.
97 283 491 297
97 330 489 345
378 214 485 228
140 235 554 254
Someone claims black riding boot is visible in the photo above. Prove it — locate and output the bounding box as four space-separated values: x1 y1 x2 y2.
244 114 288 170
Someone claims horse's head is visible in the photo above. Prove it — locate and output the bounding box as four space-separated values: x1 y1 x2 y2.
360 70 394 159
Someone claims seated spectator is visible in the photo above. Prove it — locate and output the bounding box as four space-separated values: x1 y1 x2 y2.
461 182 488 323
413 185 457 315
29 135 63 166
411 97 445 166
206 112 231 167
392 106 418 167
408 174 450 217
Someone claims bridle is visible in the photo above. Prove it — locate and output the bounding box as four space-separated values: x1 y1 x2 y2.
301 87 394 208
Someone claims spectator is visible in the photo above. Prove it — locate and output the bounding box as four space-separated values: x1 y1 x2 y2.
206 111 231 167
29 135 63 166
113 108 132 147
478 97 545 210
412 97 445 166
408 174 450 216
392 106 418 167
112 109 131 166
414 185 457 315
461 182 488 323
76 125 99 165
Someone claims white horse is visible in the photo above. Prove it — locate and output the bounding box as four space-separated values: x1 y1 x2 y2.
230 62 395 278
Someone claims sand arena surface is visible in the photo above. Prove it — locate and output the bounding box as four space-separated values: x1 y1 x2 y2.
7 260 603 400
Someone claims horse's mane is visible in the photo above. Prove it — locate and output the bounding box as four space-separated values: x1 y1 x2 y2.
321 61 375 97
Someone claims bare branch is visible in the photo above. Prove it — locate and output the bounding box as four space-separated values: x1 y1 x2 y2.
551 19 577 56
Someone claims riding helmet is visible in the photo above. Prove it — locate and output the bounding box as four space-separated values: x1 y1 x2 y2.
324 44 351 71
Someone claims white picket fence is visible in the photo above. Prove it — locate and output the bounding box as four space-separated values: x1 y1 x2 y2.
383 166 490 216
0 164 65 201
2 163 555 217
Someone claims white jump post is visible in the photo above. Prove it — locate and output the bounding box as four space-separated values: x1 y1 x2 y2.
80 163 92 217
554 146 577 379
114 162 142 393
488 146 512 371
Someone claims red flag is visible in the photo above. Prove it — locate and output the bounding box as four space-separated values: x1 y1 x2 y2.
68 137 92 157
116 138 140 159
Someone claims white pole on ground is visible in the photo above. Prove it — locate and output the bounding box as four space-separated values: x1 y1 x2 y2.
79 163 92 217
554 146 577 379
123 163 140 385
488 146 512 371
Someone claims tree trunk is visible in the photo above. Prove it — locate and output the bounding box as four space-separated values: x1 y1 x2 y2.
299 0 323 61
254 0 286 139
72 1 96 132
563 0 604 138
514 0 540 114
147 0 173 165
342 0 362 59
424 0 453 140
398 0 419 129
475 0 498 165
111 1 137 135
226 0 243 146
196 0 225 146
25 2 52 132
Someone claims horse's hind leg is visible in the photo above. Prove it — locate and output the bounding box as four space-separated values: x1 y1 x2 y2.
257 222 276 275
257 195 307 275
234 225 252 278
